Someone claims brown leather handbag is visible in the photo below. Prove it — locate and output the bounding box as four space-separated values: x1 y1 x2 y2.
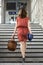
7 39 17 51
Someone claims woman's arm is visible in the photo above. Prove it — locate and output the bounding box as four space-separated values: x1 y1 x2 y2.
28 20 32 34
11 21 17 39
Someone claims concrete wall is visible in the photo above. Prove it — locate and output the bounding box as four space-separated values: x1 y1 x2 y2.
31 0 43 27
1 0 5 24
38 0 43 28
31 0 39 23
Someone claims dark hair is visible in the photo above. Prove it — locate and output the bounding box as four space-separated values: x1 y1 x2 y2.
19 8 27 18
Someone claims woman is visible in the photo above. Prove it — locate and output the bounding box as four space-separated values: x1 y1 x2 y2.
11 7 32 62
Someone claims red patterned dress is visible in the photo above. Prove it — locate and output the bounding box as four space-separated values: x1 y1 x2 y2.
16 17 30 42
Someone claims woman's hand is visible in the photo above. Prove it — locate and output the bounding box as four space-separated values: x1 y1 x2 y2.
30 30 32 34
11 35 14 40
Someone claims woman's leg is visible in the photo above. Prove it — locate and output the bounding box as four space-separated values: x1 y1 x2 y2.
20 41 26 58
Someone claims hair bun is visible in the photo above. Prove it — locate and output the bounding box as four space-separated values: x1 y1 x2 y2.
20 5 24 9
20 3 27 9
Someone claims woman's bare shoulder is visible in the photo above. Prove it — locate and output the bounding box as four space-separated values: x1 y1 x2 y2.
27 17 30 20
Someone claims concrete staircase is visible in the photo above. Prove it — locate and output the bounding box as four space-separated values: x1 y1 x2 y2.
0 23 43 63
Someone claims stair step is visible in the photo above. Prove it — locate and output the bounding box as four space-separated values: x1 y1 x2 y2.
0 49 43 52
0 33 43 35
0 31 43 33
0 26 41 28
0 25 41 27
0 58 43 63
0 63 42 65
0 41 43 42
0 23 43 63
0 55 43 58
0 38 43 42
0 37 43 39
0 45 43 49
0 35 43 38
1 43 43 46
0 42 43 44
0 29 42 31
0 53 43 57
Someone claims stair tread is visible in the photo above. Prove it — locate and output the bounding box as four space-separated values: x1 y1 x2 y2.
0 58 43 62
0 49 43 52
0 53 43 57
0 33 43 35
0 38 43 42
0 45 43 48
0 36 43 38
0 42 43 44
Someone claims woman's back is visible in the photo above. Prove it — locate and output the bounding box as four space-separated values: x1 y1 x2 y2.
16 17 29 28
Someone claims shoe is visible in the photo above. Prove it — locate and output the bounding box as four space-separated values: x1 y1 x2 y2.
22 58 25 63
